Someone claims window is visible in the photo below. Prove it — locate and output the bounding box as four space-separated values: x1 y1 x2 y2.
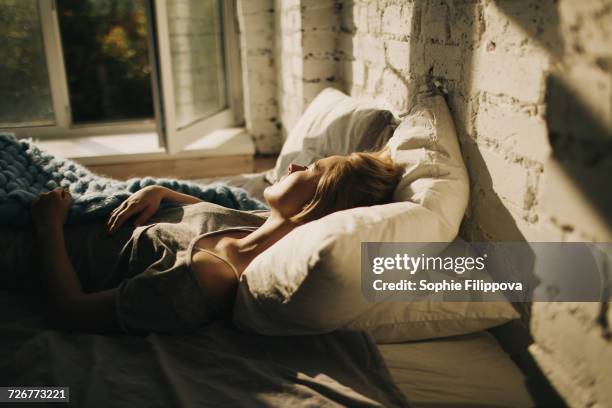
0 0 55 128
155 0 242 153
57 0 154 124
0 0 242 153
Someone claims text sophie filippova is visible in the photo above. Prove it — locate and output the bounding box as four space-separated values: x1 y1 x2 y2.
369 253 524 293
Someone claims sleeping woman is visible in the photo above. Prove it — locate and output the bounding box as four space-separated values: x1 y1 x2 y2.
30 150 403 334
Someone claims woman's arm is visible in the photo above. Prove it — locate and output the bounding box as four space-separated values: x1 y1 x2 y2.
33 188 119 333
107 186 202 233
160 187 203 205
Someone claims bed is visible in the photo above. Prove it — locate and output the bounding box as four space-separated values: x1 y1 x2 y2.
0 169 534 407
1 84 535 406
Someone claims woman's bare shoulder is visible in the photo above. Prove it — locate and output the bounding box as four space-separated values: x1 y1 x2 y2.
191 247 239 309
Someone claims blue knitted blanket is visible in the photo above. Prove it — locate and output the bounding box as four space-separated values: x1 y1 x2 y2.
0 133 268 226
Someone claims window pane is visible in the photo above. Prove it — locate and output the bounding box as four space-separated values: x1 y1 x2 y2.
57 0 154 124
0 0 55 128
167 0 228 130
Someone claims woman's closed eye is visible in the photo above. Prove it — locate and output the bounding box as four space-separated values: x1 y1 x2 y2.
310 161 322 172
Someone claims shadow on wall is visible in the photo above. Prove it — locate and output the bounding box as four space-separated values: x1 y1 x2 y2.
413 3 561 406
546 74 612 227
494 1 611 405
545 74 612 343
494 0 612 342
495 0 612 229
404 1 540 311
494 0 564 60
338 1 569 405
440 3 575 406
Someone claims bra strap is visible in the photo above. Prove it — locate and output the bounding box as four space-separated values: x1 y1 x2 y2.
194 247 240 281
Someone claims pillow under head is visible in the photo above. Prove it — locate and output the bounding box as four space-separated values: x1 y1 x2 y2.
267 87 396 183
234 87 518 342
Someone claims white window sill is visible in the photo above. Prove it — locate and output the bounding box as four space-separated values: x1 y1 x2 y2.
36 127 254 166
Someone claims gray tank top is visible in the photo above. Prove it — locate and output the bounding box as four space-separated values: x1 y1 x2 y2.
88 202 267 334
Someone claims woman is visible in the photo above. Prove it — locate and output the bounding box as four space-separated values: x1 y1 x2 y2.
31 151 403 334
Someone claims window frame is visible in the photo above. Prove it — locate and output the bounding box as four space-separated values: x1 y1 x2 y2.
1 0 156 139
0 0 243 151
153 0 243 153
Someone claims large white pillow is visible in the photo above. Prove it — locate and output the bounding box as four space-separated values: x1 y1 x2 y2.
234 88 518 342
267 87 396 183
346 237 520 342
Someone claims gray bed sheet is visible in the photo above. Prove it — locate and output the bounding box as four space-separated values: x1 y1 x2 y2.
0 294 407 407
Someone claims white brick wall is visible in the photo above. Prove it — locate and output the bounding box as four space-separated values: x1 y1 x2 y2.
273 0 342 139
266 0 612 406
237 0 280 154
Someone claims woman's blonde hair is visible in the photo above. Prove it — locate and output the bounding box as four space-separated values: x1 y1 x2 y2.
291 148 403 224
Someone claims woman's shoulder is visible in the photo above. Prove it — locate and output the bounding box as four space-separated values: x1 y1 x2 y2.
191 244 241 311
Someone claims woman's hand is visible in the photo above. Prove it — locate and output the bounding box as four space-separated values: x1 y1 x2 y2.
107 186 166 233
31 187 73 230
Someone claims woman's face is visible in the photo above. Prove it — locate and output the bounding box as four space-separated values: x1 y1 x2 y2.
264 156 342 218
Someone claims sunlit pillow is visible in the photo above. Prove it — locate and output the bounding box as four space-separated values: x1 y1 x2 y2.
235 88 518 342
267 87 396 183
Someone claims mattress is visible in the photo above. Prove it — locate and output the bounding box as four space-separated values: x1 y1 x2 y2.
378 331 534 407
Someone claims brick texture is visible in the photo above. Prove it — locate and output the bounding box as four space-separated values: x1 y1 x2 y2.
273 0 342 141
265 0 612 406
237 0 280 154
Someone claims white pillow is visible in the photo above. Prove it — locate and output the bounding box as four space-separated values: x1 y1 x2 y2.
233 88 518 342
267 87 396 183
347 237 520 342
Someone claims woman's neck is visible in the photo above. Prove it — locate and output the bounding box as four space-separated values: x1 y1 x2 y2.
232 211 299 267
